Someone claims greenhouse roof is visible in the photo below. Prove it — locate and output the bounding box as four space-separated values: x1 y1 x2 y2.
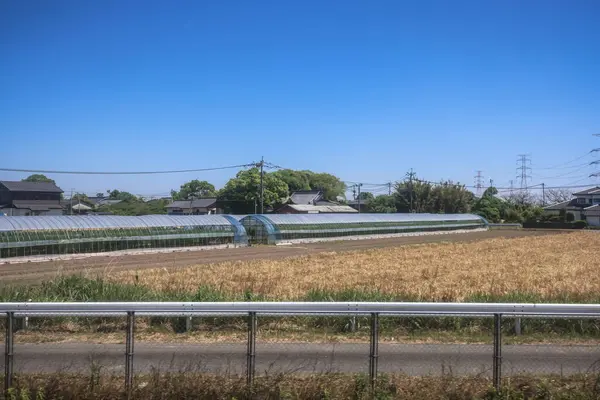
0 215 237 231
246 213 484 225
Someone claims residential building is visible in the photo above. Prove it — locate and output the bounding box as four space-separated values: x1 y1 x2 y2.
165 198 219 215
543 186 600 226
0 181 64 216
276 190 357 214
276 204 358 214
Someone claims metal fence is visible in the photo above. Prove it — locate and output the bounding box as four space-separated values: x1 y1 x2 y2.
2 302 600 395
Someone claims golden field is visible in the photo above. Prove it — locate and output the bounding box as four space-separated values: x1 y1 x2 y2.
110 232 600 301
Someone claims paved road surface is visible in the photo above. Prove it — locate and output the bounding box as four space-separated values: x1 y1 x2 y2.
3 342 598 376
0 230 563 284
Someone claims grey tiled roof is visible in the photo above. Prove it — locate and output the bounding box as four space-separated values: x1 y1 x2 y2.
0 180 63 193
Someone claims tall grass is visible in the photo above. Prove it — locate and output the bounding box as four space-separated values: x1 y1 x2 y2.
3 372 600 400
2 276 600 339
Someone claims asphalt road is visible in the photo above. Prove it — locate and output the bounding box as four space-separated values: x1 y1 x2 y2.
0 230 563 284
3 342 598 377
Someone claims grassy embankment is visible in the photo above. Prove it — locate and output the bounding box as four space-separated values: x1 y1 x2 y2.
2 232 599 343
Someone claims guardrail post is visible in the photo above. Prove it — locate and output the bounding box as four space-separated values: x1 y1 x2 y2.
125 311 135 397
493 314 502 391
369 313 380 390
4 312 14 395
514 318 521 335
246 312 257 388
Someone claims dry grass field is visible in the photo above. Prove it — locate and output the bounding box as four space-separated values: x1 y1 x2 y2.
111 231 600 301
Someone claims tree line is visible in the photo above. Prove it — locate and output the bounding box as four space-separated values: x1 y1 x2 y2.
20 170 558 222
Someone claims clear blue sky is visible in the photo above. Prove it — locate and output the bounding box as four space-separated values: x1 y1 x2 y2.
1 0 599 197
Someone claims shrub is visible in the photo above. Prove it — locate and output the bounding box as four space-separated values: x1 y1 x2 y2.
573 220 588 229
566 212 575 222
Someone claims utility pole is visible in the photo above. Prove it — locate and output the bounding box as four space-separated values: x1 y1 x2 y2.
352 184 357 201
357 183 363 213
388 182 392 196
70 189 74 215
516 154 532 192
259 157 264 214
406 169 416 213
474 171 484 197
542 183 546 206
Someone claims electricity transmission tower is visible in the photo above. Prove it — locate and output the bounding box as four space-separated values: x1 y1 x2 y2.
516 154 532 191
474 171 484 196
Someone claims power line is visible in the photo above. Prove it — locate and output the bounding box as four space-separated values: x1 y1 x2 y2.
534 152 593 170
0 163 255 175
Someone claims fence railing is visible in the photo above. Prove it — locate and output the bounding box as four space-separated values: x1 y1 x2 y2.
2 301 600 394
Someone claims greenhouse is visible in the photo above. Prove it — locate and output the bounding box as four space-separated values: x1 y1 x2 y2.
0 215 248 259
240 213 488 244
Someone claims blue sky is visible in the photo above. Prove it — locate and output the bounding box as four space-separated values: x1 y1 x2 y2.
1 0 599 197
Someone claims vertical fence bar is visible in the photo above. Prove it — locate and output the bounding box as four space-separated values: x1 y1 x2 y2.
493 314 502 391
4 312 14 395
369 313 380 390
246 312 257 387
125 311 135 397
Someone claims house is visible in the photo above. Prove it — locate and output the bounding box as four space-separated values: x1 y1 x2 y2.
543 186 600 226
166 198 219 215
276 204 358 214
0 181 64 216
276 190 357 214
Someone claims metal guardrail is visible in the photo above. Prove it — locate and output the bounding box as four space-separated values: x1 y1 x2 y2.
3 301 600 395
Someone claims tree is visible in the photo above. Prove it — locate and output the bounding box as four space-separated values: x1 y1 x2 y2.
271 170 311 193
95 192 104 198
22 174 56 184
219 168 289 214
106 189 138 202
358 192 375 202
472 187 504 222
307 172 346 201
171 180 216 200
367 195 397 213
394 173 474 214
97 198 168 216
545 189 572 205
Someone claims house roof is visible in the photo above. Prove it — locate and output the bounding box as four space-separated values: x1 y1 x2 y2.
572 187 600 196
280 204 358 213
11 200 64 211
584 204 600 210
166 198 217 209
0 180 63 193
289 191 322 205
71 203 92 211
543 200 572 210
96 199 123 207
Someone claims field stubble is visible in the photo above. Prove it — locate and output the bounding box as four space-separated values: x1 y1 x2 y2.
111 231 600 301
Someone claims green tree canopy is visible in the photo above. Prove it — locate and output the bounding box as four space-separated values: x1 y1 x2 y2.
367 195 397 213
271 169 312 193
307 172 346 201
22 174 56 184
394 173 474 214
106 190 138 202
219 168 288 214
357 192 375 201
171 180 217 200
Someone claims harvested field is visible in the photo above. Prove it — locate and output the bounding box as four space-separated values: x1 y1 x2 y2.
111 231 599 301
0 229 561 284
